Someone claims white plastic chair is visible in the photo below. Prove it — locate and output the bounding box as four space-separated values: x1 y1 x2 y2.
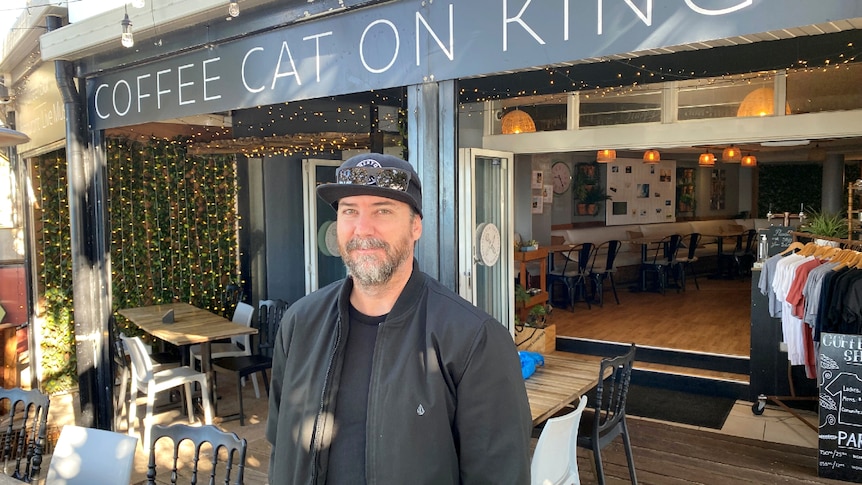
46 424 138 485
188 301 260 397
122 335 214 451
531 395 588 485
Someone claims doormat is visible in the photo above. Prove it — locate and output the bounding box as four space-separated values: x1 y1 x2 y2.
586 384 736 430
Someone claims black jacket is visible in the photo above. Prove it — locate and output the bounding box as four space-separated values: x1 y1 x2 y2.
266 262 532 484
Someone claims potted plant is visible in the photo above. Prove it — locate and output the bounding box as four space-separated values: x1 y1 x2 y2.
578 185 611 216
800 209 848 244
678 192 696 213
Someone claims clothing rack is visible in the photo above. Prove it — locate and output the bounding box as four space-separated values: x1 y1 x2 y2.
751 241 862 430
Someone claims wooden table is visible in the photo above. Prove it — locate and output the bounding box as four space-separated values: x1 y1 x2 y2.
118 302 257 418
524 352 601 426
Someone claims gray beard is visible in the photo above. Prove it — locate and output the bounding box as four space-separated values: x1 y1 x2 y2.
342 237 409 287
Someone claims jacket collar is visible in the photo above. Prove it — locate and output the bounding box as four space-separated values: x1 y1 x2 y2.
337 260 426 326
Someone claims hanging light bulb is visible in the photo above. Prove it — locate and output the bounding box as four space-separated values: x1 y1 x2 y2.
121 13 134 48
698 151 716 167
740 154 757 167
228 1 240 18
131 0 145 7
642 149 660 164
721 145 742 163
596 149 616 163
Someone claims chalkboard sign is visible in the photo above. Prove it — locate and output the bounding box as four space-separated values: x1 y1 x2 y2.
765 225 794 256
819 332 862 482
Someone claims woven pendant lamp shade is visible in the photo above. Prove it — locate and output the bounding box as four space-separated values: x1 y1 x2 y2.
740 154 757 167
642 149 660 164
722 145 742 163
737 87 792 117
698 152 716 167
596 149 616 163
501 109 536 134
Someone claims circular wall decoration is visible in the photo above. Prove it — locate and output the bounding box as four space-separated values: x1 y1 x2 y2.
552 161 572 195
324 220 340 257
317 221 333 256
475 222 501 266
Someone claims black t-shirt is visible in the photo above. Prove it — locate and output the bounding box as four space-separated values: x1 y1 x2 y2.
325 305 383 485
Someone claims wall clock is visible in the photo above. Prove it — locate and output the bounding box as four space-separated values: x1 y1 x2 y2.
317 220 341 257
552 161 572 195
475 222 501 267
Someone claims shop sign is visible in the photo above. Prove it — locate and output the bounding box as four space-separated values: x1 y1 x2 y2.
16 64 66 154
87 0 862 129
819 332 862 482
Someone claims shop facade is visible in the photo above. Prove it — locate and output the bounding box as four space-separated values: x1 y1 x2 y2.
3 0 862 426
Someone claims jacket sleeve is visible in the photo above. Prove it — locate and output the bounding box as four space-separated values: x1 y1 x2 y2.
455 318 532 484
265 321 288 476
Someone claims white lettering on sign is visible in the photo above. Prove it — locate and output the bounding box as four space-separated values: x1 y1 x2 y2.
202 57 221 101
303 32 333 83
156 69 172 109
685 0 753 16
88 0 770 127
177 63 196 106
415 4 454 65
503 0 545 52
845 349 862 362
136 74 151 113
360 19 400 74
272 41 302 89
242 47 266 93
838 431 862 449
113 80 131 116
823 334 862 350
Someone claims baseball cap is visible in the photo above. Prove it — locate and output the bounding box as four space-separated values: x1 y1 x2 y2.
317 153 423 218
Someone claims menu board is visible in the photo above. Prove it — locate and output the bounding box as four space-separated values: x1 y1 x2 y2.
819 333 862 482
765 226 794 257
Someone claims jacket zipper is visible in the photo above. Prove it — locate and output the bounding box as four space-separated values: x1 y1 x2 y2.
311 311 342 484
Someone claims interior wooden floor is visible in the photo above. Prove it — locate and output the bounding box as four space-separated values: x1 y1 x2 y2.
548 266 752 378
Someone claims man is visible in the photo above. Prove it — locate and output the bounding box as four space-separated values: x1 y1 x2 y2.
266 153 532 484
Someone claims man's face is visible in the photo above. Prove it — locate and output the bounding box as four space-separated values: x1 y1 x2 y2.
336 194 422 287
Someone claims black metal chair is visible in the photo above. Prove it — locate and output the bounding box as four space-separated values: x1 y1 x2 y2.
548 243 594 310
588 240 621 306
147 423 247 485
577 343 637 485
212 298 289 425
221 282 245 319
639 234 682 294
673 232 702 291
732 229 758 277
0 387 50 483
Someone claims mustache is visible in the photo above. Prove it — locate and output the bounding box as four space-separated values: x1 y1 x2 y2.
345 237 388 251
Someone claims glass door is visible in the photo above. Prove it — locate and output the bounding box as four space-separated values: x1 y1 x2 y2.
303 159 346 293
458 148 514 332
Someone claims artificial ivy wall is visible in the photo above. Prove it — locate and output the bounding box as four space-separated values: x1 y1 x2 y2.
32 137 239 393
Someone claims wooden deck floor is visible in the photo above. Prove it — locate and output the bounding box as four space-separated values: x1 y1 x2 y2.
577 418 841 485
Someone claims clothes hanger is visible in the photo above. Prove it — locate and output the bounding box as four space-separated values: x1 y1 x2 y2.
778 241 805 256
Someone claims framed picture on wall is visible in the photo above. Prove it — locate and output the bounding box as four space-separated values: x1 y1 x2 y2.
542 184 553 203
531 171 544 189
531 196 543 214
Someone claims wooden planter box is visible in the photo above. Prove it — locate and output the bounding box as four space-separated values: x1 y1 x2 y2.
514 323 556 354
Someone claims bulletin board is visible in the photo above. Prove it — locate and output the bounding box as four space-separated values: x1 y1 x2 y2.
605 158 676 226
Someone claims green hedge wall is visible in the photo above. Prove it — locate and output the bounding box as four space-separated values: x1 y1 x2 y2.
32 137 239 393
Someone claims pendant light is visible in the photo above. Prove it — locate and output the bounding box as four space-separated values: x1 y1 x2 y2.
740 154 757 167
501 109 536 134
642 149 660 164
698 151 715 167
228 1 240 17
120 7 134 48
722 145 742 163
596 149 616 163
